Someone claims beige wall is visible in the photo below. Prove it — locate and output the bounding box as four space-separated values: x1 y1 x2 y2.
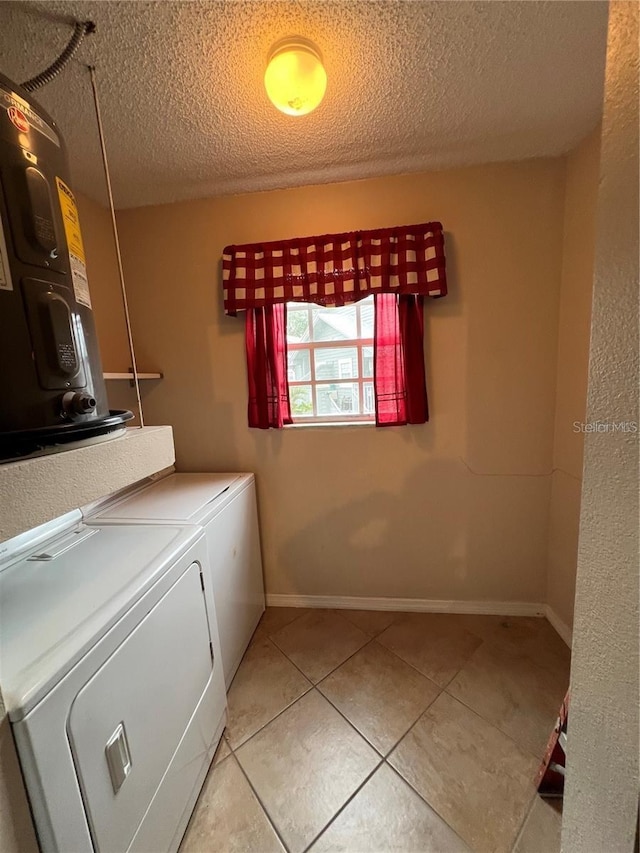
562 2 639 850
116 158 567 604
77 192 129 372
547 128 601 632
76 192 145 423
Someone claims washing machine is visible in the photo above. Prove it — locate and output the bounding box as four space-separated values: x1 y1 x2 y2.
0 510 227 853
89 473 265 688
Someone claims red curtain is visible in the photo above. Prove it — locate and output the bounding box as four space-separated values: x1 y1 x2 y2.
245 304 292 429
223 222 446 315
374 294 428 426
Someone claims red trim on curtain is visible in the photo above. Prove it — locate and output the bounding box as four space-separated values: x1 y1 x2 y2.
373 294 428 427
245 304 292 429
400 295 429 424
223 222 446 315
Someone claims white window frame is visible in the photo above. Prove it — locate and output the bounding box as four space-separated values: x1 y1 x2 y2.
286 300 375 424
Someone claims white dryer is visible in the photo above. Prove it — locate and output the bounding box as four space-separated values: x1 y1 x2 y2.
0 512 227 853
90 473 265 688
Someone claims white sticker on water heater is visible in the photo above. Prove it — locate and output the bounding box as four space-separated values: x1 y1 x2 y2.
69 255 92 309
0 218 13 291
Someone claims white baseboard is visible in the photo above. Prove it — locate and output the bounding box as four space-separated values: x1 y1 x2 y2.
265 593 546 618
544 604 573 648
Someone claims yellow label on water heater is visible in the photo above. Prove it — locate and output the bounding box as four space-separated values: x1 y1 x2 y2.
55 176 91 309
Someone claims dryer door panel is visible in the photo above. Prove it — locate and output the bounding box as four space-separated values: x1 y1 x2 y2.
68 562 213 853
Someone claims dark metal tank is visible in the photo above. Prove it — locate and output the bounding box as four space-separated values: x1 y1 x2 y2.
0 72 131 459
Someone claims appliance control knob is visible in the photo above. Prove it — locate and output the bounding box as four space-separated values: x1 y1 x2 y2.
61 391 97 418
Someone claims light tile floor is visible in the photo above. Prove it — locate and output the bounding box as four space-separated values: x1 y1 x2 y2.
181 608 570 853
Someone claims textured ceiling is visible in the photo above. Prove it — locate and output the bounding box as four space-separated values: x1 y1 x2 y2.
0 1 608 209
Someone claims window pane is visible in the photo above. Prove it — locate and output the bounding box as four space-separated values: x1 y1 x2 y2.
316 383 360 417
359 298 374 338
287 296 374 423
314 347 359 380
363 381 375 415
286 307 309 343
290 385 314 417
363 346 373 378
288 349 311 381
310 303 357 342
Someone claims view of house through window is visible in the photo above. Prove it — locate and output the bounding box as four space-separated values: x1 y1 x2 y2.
286 296 375 423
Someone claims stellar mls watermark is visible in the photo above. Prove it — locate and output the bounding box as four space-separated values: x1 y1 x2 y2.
573 420 638 434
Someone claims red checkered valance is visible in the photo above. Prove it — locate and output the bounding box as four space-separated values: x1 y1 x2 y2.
222 222 447 315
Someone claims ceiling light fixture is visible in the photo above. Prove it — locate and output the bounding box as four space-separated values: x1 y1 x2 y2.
264 37 327 117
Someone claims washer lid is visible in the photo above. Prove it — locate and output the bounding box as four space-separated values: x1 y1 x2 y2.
95 473 243 522
0 522 201 719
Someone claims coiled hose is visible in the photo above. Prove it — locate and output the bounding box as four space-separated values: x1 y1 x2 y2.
21 20 95 92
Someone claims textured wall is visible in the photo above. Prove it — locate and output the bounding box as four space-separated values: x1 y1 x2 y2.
0 426 175 543
116 157 567 605
562 3 639 851
546 127 601 633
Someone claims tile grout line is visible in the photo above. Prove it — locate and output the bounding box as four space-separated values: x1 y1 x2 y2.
225 614 410 852
233 669 459 849
300 757 386 853
228 630 446 845
384 694 541 852
382 758 473 851
380 696 450 817
312 679 387 761
380 686 442 760
376 678 531 851
231 610 556 853
226 636 382 764
374 614 568 688
315 653 444 762
267 605 409 682
230 751 293 853
232 696 459 853
336 609 401 638
251 613 556 766
441 685 547 763
261 607 316 636
270 606 461 692
509 790 541 853
247 619 503 767
372 633 476 691
268 608 497 694
220 672 537 853
228 676 386 853
269 625 372 686
225 676 315 752
264 606 372 645
372 613 502 690
228 686 387 853
381 700 490 851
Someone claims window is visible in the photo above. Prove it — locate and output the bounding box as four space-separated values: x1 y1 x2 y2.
286 296 375 423
226 222 445 429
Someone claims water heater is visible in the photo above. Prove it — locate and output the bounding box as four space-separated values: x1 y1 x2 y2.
0 72 132 460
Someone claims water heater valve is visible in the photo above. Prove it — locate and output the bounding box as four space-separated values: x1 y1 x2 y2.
61 391 97 418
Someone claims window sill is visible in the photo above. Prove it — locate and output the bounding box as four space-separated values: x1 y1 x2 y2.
286 421 376 429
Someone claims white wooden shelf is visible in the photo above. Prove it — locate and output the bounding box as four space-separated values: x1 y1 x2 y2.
103 372 163 380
